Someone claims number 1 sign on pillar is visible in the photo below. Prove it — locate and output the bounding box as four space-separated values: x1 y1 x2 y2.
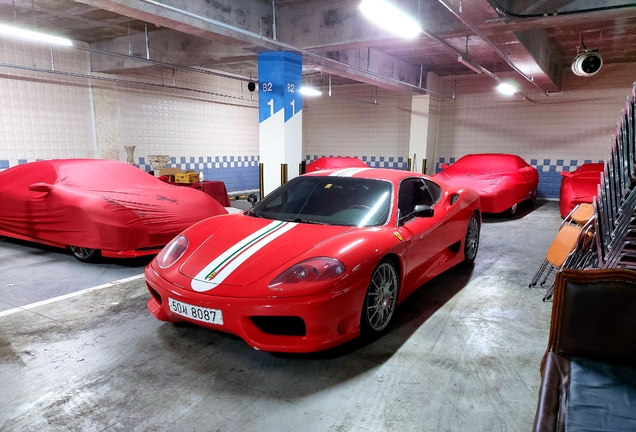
257 51 302 196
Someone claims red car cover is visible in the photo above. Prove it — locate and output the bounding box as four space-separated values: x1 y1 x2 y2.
559 163 603 218
434 153 539 214
305 157 368 173
0 159 227 257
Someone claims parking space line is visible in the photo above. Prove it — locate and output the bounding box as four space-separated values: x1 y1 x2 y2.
0 274 145 318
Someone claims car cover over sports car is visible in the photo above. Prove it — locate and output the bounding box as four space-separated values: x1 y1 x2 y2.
434 153 539 215
559 163 603 218
305 156 368 173
0 159 227 261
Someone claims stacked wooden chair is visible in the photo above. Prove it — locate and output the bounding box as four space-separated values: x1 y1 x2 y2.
529 204 596 300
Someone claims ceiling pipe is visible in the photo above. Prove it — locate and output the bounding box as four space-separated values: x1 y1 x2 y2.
76 45 253 82
416 25 536 102
489 0 636 19
435 0 549 96
0 60 257 106
136 0 437 95
0 28 255 82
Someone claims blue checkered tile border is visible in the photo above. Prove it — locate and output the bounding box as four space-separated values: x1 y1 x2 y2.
137 156 259 194
137 156 259 172
0 156 606 198
436 157 603 199
0 156 260 194
305 155 408 170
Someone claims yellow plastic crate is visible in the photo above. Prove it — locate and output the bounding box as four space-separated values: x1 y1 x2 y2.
174 172 200 184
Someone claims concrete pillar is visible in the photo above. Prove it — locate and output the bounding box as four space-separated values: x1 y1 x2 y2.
408 94 431 174
91 78 122 161
425 72 441 175
408 72 441 175
258 52 303 196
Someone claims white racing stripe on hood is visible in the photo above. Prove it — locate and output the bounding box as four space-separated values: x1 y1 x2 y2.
191 220 297 292
329 167 371 177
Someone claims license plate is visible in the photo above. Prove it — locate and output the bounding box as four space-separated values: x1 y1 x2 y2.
168 298 224 325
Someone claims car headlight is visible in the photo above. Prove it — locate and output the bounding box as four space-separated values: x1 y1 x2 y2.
268 257 345 291
156 235 189 268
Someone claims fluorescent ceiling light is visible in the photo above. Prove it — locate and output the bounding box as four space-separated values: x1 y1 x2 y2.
0 24 72 46
497 82 517 96
359 0 422 39
299 87 321 96
457 54 482 74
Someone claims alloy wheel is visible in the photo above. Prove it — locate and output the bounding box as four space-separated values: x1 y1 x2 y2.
364 261 398 332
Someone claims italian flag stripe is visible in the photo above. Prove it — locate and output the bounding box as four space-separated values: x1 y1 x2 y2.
205 220 286 280
190 220 297 292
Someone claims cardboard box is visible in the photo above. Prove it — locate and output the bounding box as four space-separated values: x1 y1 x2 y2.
175 172 200 184
158 168 182 176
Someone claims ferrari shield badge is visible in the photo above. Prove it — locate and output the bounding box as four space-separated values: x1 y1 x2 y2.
394 232 403 242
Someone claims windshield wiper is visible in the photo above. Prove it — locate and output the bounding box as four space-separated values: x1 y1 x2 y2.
293 218 330 225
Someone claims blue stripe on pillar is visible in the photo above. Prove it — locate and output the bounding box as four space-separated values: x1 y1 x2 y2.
258 52 302 123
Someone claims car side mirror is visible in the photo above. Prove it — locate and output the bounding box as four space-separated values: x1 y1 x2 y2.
247 193 258 207
440 163 450 170
29 182 53 193
414 204 434 218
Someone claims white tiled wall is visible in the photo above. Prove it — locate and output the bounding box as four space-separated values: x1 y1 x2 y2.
91 78 120 161
302 84 411 167
435 63 636 197
0 38 95 167
114 70 259 161
3 34 634 198
0 38 260 191
436 63 636 162
104 69 261 192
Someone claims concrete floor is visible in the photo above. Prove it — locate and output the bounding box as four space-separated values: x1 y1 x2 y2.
0 201 561 431
0 238 152 312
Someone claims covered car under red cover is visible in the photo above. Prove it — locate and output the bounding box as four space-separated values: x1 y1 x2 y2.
559 163 603 218
145 167 481 352
0 159 227 261
305 156 368 173
434 153 539 215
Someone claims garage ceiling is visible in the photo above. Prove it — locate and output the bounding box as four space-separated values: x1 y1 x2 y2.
1 0 635 94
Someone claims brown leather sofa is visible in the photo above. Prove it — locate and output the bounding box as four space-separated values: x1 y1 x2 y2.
533 268 636 432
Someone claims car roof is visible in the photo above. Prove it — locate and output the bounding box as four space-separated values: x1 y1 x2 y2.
303 167 426 183
5 158 124 173
456 153 523 162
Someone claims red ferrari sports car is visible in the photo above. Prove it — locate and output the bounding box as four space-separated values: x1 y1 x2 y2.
0 159 227 262
434 153 539 215
305 156 368 173
559 163 603 218
145 167 481 352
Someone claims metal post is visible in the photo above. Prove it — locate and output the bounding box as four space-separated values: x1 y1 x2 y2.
259 163 265 199
407 158 412 171
144 24 150 60
281 163 288 185
272 0 277 40
422 159 427 174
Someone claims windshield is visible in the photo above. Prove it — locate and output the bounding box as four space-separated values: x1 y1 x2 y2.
252 176 392 227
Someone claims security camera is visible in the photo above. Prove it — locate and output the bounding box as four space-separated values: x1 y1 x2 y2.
571 50 603 77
